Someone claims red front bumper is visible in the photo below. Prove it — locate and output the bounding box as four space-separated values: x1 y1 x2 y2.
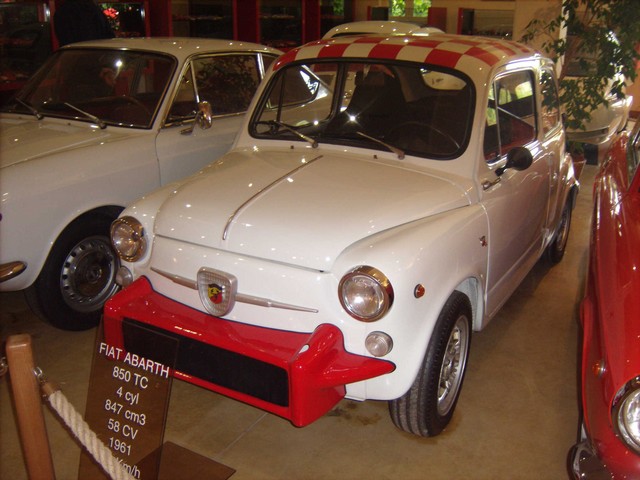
103 277 395 427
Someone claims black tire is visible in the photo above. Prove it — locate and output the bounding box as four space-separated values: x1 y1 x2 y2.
546 197 573 264
389 291 472 437
25 215 120 331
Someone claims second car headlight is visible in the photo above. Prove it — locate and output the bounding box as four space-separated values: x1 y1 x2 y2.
111 216 146 262
339 266 394 322
613 377 640 454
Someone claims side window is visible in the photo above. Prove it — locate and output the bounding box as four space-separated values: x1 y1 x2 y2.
167 54 261 123
193 54 261 115
168 65 197 120
540 69 560 134
262 54 276 73
484 86 499 160
484 70 537 161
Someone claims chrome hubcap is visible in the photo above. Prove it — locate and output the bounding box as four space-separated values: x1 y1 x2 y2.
60 236 119 312
437 315 469 416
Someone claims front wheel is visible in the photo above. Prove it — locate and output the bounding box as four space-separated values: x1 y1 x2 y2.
25 216 120 331
389 291 472 437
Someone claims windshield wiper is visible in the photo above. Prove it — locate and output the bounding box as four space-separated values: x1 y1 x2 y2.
357 131 405 159
274 120 318 148
64 102 106 129
15 98 43 120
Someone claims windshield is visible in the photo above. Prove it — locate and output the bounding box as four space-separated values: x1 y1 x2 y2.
251 60 474 159
2 48 176 128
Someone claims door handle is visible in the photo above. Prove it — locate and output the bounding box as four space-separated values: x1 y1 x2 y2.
482 177 501 190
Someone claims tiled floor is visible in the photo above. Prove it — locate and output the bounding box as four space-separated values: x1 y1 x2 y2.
1 165 596 480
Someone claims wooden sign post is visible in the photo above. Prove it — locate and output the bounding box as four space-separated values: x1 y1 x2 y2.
6 334 56 480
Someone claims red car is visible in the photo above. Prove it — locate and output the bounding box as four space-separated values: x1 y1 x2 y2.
570 120 640 478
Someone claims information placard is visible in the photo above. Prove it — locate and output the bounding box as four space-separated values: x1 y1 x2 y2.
78 321 177 479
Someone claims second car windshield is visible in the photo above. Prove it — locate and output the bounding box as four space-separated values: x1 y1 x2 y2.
251 60 474 159
4 48 175 128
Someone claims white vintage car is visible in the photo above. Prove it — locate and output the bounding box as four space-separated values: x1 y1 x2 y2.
563 33 632 145
322 20 443 39
104 33 578 436
0 37 280 330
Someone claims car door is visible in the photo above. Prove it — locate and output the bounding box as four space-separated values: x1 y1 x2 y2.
155 52 276 185
480 67 552 317
538 66 565 236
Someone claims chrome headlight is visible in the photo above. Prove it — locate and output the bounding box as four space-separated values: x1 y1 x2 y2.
613 377 640 454
111 216 146 262
339 266 394 322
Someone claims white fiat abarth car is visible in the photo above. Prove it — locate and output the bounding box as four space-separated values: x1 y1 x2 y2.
0 37 280 330
104 33 578 436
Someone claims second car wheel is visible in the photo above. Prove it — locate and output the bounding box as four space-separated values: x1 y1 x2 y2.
389 291 472 437
25 215 120 331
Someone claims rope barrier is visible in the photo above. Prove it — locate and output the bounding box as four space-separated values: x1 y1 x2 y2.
41 379 135 480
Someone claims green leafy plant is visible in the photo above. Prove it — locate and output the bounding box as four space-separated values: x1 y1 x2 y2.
390 0 431 18
391 0 406 17
521 0 640 133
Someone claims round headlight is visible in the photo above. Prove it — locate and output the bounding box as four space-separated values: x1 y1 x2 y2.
613 378 640 454
111 216 146 262
339 266 393 322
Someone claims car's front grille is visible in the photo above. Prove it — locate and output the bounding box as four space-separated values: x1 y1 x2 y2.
122 318 290 406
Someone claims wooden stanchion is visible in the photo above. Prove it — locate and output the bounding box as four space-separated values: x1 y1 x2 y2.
6 334 56 480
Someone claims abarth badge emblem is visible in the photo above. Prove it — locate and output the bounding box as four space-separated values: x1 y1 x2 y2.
208 284 223 304
197 268 238 316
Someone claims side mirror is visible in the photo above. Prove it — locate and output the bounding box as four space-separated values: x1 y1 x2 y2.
181 101 213 135
496 146 533 176
195 101 213 130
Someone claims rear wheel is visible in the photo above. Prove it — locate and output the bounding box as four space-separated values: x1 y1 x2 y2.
546 197 573 264
389 291 472 436
25 216 120 331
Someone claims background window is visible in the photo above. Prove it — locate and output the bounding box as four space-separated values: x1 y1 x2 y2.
391 0 430 17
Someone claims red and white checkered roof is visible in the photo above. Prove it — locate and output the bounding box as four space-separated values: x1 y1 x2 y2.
273 34 538 75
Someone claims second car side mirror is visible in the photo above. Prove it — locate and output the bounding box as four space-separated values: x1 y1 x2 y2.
195 101 213 130
181 101 213 136
496 147 533 176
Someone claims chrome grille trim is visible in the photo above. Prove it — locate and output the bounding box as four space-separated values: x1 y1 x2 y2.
151 267 318 313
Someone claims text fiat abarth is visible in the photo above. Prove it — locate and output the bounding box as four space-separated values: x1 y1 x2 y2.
104 33 578 436
0 38 279 330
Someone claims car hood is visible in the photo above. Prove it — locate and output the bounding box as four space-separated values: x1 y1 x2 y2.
0 116 137 168
154 148 470 271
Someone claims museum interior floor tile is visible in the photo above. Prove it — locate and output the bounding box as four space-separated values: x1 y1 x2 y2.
1 164 597 480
